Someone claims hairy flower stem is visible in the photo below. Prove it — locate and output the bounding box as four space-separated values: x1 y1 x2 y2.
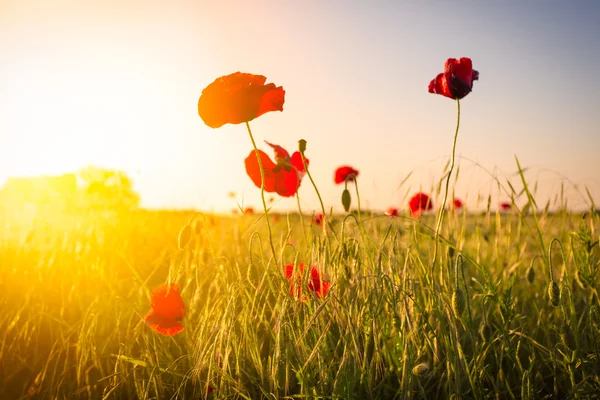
433 98 460 275
245 122 277 263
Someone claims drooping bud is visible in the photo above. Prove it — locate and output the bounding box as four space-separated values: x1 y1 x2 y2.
526 265 536 285
412 362 430 377
177 222 192 250
342 189 351 212
451 288 466 317
548 282 560 307
479 324 492 343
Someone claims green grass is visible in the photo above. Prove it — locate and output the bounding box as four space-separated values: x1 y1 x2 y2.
0 202 599 399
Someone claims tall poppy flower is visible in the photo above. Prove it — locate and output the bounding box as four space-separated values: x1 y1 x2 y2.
334 166 359 184
144 283 186 336
198 72 285 128
428 58 479 100
245 141 308 197
284 263 331 300
409 192 433 216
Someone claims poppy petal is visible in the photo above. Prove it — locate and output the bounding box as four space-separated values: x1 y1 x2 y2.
145 311 185 336
244 150 277 192
149 283 186 320
198 72 284 128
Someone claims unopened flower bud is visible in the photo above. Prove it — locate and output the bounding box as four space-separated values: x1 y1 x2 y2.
342 189 351 212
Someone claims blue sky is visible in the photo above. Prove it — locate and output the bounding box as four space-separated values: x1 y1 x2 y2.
1 0 598 212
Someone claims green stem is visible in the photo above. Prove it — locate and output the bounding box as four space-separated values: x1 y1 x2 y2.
245 122 277 263
296 192 308 244
433 98 461 273
353 177 363 225
299 151 327 234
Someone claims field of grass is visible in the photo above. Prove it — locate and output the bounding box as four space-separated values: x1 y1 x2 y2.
1 202 599 399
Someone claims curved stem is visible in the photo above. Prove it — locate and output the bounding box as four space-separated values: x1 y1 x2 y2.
433 98 461 273
296 192 308 244
245 122 277 263
353 177 363 225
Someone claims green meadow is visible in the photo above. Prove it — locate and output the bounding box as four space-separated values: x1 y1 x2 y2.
1 198 598 399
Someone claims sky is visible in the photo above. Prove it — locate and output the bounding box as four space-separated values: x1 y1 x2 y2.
1 0 599 213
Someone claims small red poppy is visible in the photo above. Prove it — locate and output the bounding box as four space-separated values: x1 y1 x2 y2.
500 202 512 211
428 58 479 100
245 141 308 197
453 198 463 210
385 207 399 217
409 192 433 216
334 166 359 184
244 207 254 215
313 213 323 226
144 283 186 336
198 72 285 128
284 263 331 300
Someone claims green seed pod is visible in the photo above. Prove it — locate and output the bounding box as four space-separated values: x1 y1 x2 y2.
298 139 307 153
526 265 536 285
451 288 466 317
412 362 430 377
177 222 192 250
548 282 560 307
342 189 351 212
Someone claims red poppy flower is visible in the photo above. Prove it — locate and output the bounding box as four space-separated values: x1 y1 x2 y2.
144 283 186 336
453 198 463 210
284 263 331 300
385 207 399 217
244 207 254 215
313 213 323 226
334 166 359 184
409 192 433 216
428 58 479 100
198 72 285 128
244 141 308 197
500 202 512 211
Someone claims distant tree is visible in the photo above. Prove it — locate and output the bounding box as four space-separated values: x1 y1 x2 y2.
77 166 140 209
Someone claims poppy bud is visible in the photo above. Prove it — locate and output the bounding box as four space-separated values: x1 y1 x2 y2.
451 288 466 317
298 139 307 153
178 222 192 250
548 282 560 307
342 189 351 212
526 265 536 285
479 324 492 343
412 362 430 377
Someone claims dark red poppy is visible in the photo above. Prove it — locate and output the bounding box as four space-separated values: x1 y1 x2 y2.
245 141 308 197
409 192 433 216
385 207 399 217
334 166 359 184
500 202 512 211
428 58 479 100
284 263 331 300
198 72 285 128
453 198 463 210
313 213 323 226
144 283 186 336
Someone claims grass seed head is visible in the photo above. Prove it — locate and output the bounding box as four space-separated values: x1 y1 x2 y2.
451 288 466 317
178 222 192 250
548 282 560 307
